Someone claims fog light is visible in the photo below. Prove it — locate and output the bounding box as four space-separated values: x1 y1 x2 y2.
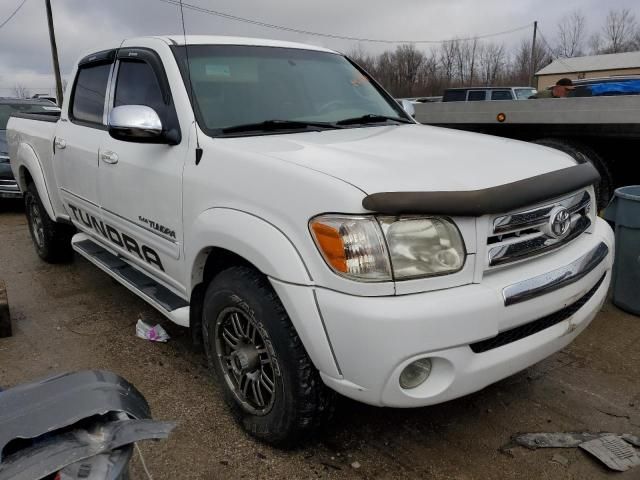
399 358 432 389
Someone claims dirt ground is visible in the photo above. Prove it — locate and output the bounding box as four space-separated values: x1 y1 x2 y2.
1 199 639 480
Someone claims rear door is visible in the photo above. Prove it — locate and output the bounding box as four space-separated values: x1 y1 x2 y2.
98 48 187 290
55 50 115 229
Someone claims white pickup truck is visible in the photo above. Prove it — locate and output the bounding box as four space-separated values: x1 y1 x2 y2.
7 35 614 445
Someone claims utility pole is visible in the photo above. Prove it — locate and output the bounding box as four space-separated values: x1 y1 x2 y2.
529 20 538 88
45 0 63 106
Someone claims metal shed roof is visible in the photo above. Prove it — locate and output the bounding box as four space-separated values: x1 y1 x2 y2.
536 50 640 75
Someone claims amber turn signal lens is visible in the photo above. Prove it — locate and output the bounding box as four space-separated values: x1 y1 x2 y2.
310 221 347 273
497 112 506 123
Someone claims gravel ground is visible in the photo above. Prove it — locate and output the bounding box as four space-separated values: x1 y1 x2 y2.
1 199 639 479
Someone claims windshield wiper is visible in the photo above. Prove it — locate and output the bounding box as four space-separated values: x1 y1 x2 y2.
221 119 343 135
336 114 413 126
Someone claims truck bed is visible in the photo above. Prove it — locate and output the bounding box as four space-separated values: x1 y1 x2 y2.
7 115 59 208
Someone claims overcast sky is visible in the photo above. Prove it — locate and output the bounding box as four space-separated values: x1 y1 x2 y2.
0 0 638 95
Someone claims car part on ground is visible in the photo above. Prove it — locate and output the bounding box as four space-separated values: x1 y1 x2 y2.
0 370 175 480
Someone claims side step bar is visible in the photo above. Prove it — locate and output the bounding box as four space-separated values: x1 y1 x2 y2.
72 234 190 327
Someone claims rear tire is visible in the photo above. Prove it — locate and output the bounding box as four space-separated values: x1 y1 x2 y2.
24 182 74 263
202 266 334 446
533 138 613 210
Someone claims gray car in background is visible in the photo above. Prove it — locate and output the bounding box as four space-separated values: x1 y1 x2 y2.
0 99 60 198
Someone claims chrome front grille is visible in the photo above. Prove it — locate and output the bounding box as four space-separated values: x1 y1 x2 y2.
487 190 592 267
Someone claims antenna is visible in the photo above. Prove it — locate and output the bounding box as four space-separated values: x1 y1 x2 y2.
179 0 203 164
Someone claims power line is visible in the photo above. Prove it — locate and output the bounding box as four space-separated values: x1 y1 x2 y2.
0 0 27 30
157 0 533 45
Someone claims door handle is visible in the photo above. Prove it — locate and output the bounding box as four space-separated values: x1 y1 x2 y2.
54 137 66 150
100 151 119 164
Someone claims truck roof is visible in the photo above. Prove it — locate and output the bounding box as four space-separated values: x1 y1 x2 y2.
125 35 338 54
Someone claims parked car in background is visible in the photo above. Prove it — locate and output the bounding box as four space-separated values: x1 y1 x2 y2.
31 93 58 104
398 96 442 103
0 98 60 198
443 87 537 102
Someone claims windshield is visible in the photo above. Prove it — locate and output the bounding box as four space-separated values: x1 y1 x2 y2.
515 88 537 100
0 103 59 130
172 45 407 136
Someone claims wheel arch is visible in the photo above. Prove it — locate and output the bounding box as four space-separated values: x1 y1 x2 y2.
16 143 56 220
187 208 314 346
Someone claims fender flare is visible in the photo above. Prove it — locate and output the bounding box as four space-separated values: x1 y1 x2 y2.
187 208 342 377
16 142 57 220
187 207 312 290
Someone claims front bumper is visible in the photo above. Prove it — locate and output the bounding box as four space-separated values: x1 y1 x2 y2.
281 218 614 407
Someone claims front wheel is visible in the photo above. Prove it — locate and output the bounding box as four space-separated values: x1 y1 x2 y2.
24 182 74 263
202 266 334 446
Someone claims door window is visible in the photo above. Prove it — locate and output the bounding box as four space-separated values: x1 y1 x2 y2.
467 91 487 101
114 60 165 116
491 90 514 100
71 63 112 125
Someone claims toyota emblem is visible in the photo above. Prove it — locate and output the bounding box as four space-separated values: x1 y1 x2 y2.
549 207 571 238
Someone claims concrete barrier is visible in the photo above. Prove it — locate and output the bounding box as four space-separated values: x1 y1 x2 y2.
0 280 11 338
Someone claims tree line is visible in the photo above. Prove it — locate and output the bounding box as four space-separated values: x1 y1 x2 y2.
348 8 640 98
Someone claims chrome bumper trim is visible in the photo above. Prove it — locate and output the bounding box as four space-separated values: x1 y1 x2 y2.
502 242 609 306
0 179 21 198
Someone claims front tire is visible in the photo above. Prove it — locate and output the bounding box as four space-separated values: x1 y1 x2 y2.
202 266 334 446
24 182 74 263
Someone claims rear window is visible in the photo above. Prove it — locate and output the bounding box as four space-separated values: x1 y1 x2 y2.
0 103 59 129
491 90 513 101
71 63 112 125
467 91 486 101
442 90 467 102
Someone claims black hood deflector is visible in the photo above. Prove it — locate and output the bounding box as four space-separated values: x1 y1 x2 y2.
362 162 600 216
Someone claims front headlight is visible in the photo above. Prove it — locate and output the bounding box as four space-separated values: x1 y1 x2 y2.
0 154 9 164
310 215 466 282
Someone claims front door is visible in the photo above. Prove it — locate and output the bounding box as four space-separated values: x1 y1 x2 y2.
98 49 187 292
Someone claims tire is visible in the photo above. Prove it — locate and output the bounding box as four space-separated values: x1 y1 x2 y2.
533 138 613 210
24 182 74 263
202 266 334 446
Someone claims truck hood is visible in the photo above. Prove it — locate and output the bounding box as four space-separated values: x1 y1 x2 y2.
227 124 576 194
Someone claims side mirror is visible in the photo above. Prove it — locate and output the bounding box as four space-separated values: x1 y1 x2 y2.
401 99 416 118
108 105 166 143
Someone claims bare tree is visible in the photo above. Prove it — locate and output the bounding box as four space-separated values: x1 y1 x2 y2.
510 39 552 86
13 84 30 98
478 43 506 85
595 8 638 53
393 44 425 96
556 10 586 58
347 44 377 75
454 38 479 86
439 39 458 87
